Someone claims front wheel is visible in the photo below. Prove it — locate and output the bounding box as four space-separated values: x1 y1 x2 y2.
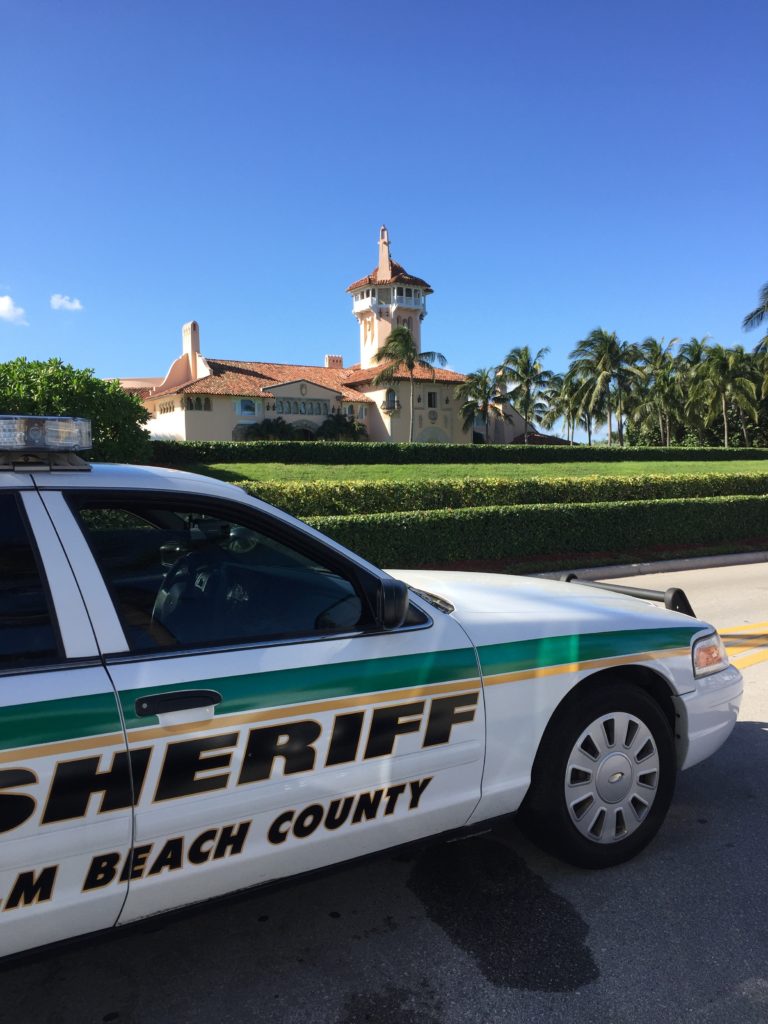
518 682 676 868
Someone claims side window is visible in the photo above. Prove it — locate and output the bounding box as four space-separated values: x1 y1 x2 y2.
71 498 369 653
0 493 60 668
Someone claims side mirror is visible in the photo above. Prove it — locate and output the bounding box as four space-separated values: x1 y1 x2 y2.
378 577 409 630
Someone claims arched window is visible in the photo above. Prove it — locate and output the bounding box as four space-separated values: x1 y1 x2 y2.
315 402 322 415
323 401 329 415
276 399 283 414
292 401 299 414
385 389 397 411
194 397 202 411
299 401 306 414
203 397 211 411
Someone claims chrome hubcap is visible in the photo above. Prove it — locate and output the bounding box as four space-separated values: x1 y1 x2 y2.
564 711 660 844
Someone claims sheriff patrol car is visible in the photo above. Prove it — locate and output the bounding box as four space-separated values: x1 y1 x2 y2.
0 416 743 960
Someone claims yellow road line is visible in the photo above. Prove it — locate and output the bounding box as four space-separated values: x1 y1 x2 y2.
721 621 768 635
731 647 768 670
723 634 768 657
721 622 768 669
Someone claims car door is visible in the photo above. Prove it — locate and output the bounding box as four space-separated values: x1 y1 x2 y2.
44 486 484 925
0 487 131 958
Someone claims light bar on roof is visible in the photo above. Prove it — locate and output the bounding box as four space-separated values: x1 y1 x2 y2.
0 416 92 452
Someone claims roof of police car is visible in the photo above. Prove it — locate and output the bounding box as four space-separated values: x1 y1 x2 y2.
33 462 249 499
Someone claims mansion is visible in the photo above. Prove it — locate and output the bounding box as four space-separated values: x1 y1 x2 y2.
121 228 528 444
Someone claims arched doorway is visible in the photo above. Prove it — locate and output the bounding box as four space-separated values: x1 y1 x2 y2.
415 426 450 444
292 420 317 440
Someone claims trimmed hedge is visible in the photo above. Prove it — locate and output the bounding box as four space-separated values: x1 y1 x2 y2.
239 472 768 517
150 438 768 466
305 495 768 567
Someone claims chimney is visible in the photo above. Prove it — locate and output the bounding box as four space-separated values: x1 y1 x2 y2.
325 354 343 369
377 225 391 281
182 321 201 378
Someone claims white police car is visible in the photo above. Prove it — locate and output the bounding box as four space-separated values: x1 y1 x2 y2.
0 416 743 959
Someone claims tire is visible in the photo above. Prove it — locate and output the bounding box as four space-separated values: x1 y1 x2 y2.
518 681 676 868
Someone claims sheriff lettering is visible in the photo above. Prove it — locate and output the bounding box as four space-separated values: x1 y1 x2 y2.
0 692 478 832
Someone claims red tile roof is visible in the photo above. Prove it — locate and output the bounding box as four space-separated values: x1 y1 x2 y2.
346 259 433 294
343 361 466 385
147 359 375 403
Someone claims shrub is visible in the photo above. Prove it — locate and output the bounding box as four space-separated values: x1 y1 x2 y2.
242 418 298 441
236 473 768 517
314 414 369 441
0 357 150 462
303 496 768 567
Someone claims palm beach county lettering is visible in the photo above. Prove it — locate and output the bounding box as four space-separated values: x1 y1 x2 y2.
0 693 477 832
267 776 432 844
0 774 434 908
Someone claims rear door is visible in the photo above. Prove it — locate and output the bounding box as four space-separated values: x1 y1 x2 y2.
0 487 131 958
46 487 484 924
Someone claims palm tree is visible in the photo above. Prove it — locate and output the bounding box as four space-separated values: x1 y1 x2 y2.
567 367 601 445
687 344 758 448
568 329 640 446
678 335 711 367
500 346 552 442
372 326 447 443
729 346 761 446
676 336 711 442
454 367 509 442
632 337 679 445
758 348 768 401
541 372 583 445
743 283 768 353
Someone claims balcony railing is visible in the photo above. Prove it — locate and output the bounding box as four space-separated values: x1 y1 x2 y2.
353 294 427 314
391 294 426 310
352 295 380 313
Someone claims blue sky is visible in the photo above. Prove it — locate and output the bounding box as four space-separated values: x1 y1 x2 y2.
2 0 766 384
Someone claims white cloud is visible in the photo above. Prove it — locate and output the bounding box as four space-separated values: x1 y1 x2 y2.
0 295 28 326
50 293 84 312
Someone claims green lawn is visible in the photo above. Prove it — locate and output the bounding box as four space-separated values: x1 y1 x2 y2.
186 460 768 484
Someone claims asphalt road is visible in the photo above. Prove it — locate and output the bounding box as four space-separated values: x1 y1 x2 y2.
3 563 767 1024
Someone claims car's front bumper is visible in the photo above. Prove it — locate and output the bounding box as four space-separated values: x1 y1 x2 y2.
674 665 743 770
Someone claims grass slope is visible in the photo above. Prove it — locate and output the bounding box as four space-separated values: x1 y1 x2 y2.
189 460 768 483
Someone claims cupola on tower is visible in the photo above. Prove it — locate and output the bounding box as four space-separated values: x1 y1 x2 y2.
346 226 433 369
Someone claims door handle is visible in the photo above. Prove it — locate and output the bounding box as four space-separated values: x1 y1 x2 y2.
134 689 223 718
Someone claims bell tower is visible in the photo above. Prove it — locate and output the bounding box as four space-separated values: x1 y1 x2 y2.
347 226 433 369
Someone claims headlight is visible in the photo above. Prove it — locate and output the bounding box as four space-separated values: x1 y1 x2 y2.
692 633 730 677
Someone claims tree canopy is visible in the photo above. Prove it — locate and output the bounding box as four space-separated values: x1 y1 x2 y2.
453 367 509 441
0 357 150 462
462 327 768 449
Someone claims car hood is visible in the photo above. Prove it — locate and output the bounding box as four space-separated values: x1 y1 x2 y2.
387 569 713 649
